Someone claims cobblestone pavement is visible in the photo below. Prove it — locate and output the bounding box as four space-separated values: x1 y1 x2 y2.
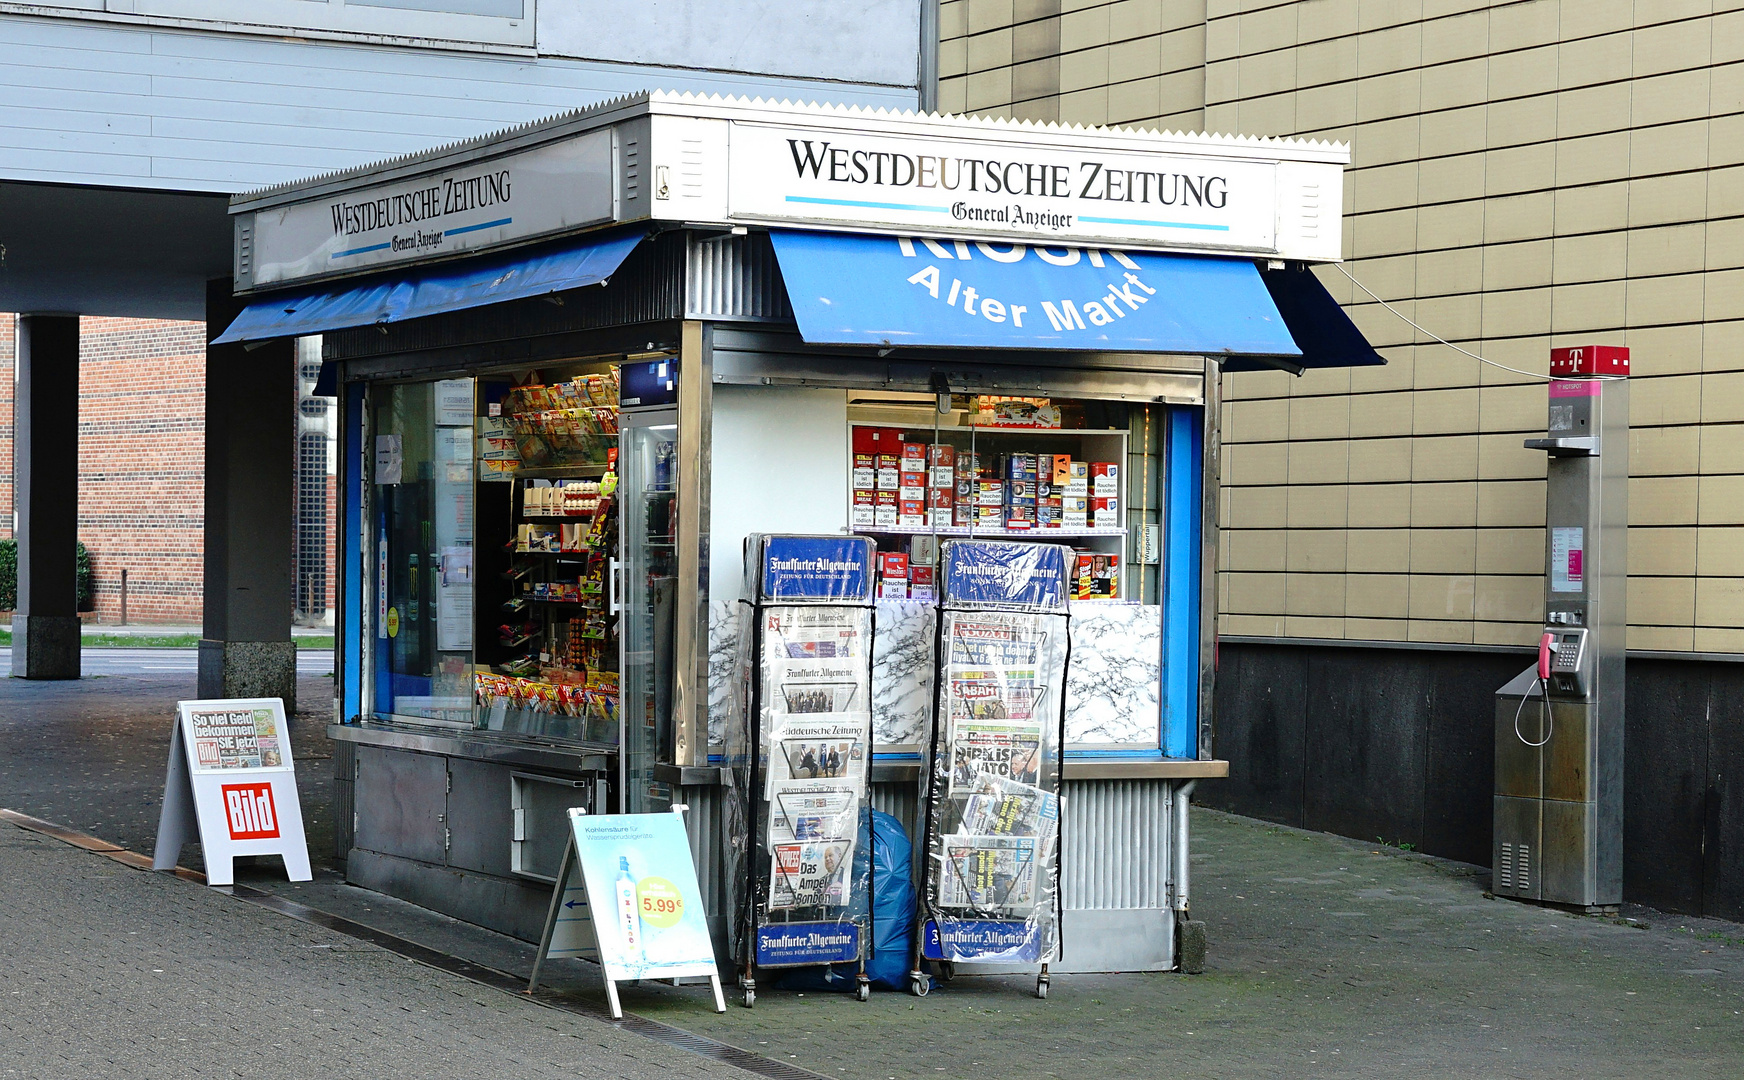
0 671 339 875
3 674 1743 1078
0 824 749 1080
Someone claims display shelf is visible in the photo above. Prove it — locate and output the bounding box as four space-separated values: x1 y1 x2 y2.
514 463 612 479
850 424 1127 438
861 525 1127 539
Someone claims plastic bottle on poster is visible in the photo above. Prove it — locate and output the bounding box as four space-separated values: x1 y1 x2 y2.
615 855 642 954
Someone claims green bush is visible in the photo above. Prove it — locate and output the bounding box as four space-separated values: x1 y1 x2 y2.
77 542 94 612
0 539 96 612
0 539 14 612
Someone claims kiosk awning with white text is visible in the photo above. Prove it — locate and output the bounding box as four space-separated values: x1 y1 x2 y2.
768 229 1384 368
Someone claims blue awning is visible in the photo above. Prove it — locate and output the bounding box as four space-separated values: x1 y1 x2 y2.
213 229 646 345
1229 265 1387 372
769 229 1302 356
768 229 1385 369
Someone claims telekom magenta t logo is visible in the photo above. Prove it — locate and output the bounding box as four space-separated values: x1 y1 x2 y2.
221 782 280 840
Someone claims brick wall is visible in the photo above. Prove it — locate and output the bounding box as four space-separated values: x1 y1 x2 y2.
77 317 207 624
0 316 206 624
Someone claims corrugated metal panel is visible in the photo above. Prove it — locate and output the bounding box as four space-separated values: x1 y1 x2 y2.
1060 779 1172 911
679 783 732 921
685 232 793 320
870 780 919 842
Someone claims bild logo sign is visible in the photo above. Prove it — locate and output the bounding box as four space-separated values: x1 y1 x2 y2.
222 782 280 840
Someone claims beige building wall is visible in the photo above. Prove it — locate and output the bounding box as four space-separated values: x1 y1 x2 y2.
942 0 1744 654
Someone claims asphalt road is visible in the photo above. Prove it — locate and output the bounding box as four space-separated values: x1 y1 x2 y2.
0 647 333 677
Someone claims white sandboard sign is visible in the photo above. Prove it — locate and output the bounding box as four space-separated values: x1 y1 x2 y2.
528 806 725 1019
153 698 312 886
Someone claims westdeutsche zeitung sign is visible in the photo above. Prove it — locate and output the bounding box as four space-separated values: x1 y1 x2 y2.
244 129 615 288
726 122 1279 253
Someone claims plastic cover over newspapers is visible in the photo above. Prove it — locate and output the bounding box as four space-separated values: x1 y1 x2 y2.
723 535 878 983
916 540 1070 969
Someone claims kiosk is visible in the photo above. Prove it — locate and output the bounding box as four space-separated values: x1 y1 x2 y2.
217 92 1382 973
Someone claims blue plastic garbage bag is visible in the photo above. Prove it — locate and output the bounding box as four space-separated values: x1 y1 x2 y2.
774 808 915 992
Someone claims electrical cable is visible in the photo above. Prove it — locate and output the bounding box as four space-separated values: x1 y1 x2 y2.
1332 263 1623 383
1513 676 1554 749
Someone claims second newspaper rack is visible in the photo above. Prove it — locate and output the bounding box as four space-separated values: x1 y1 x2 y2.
910 539 1072 999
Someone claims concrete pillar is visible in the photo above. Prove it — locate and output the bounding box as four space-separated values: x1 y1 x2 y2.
10 315 82 679
198 279 297 709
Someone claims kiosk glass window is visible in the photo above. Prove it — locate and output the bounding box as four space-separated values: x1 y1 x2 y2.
370 378 477 726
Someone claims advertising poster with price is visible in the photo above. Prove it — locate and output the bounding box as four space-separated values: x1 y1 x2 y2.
153 698 311 887
564 811 717 983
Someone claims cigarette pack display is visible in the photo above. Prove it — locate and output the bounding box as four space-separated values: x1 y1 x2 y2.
1006 505 1036 530
910 565 936 588
928 443 955 472
898 499 926 527
901 442 927 471
1092 496 1121 528
958 452 981 477
1005 453 1038 481
879 553 909 581
899 472 927 501
928 488 954 509
853 452 875 490
1006 480 1036 503
974 505 1005 529
1062 495 1088 528
976 480 1005 507
928 509 955 529
929 464 954 489
1038 500 1061 528
1074 552 1121 600
851 489 875 527
875 490 898 528
1091 462 1120 495
954 500 974 526
909 584 938 601
878 580 909 599
877 454 900 490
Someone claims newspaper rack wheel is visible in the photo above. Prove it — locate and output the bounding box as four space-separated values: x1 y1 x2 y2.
1035 973 1049 1000
742 987 756 1008
938 961 956 983
856 979 871 1003
910 973 931 997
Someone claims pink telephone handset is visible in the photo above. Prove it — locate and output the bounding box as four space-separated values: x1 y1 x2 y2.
1538 631 1557 681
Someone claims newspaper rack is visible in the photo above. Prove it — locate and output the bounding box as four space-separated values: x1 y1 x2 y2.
723 534 879 1007
908 540 1072 1000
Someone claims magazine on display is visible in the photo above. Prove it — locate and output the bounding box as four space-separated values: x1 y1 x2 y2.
767 780 860 846
187 705 285 770
938 835 1041 915
948 721 1042 794
769 839 854 910
946 614 1049 668
763 716 869 797
763 606 866 661
959 771 1060 837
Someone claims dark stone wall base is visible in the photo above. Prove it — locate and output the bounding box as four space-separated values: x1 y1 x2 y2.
1206 642 1744 922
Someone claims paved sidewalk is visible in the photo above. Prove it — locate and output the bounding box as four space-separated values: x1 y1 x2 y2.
0 823 747 1080
0 672 340 875
2 673 1742 1078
